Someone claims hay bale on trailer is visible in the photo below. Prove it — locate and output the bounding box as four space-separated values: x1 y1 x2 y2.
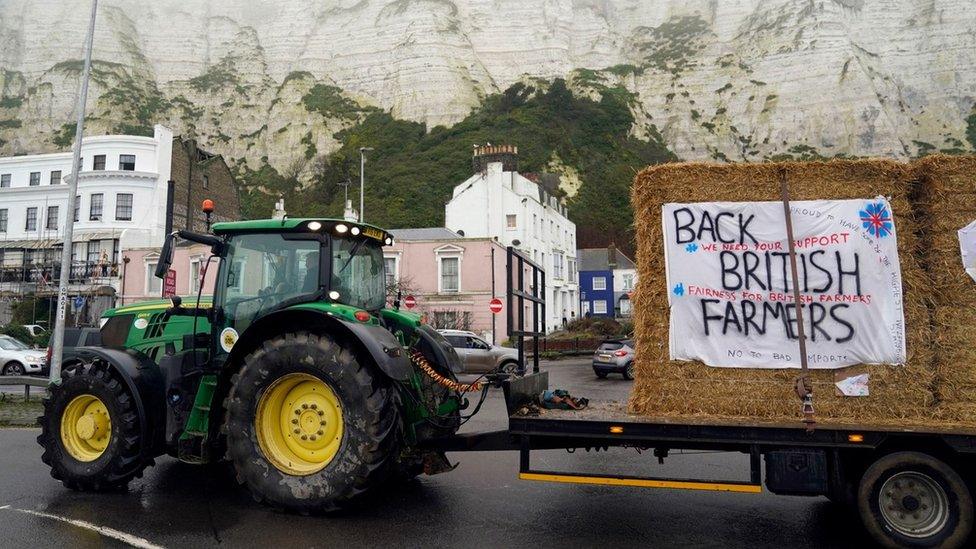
627 160 941 426
915 155 976 422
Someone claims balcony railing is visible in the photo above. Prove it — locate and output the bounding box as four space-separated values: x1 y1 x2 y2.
0 261 120 285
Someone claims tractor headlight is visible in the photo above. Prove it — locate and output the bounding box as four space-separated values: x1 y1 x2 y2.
384 237 393 246
329 291 340 300
307 221 322 231
350 226 361 236
335 224 348 234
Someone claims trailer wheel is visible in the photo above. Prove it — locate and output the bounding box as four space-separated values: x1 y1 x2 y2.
37 360 147 491
223 331 398 513
858 452 973 548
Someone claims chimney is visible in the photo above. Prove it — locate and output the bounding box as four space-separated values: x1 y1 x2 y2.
607 243 618 270
343 199 359 222
272 199 286 220
472 144 518 173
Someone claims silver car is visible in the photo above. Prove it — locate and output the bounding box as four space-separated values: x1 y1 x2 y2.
0 335 48 376
438 330 519 374
592 339 635 380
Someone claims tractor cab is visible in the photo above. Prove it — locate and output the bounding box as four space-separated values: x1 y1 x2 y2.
157 218 393 333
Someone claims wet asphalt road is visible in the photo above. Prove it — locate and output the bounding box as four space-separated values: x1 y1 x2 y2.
0 358 873 548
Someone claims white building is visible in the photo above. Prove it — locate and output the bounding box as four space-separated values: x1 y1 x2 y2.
0 124 239 324
445 145 578 331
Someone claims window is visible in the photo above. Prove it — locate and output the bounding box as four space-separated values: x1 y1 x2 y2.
111 238 119 265
568 258 577 283
0 209 6 232
25 207 37 231
46 206 58 230
0 174 9 187
87 240 100 264
506 214 516 229
71 242 81 262
384 256 398 289
29 172 40 186
115 193 133 220
203 174 209 189
74 195 80 222
532 214 537 237
622 273 635 291
50 170 61 185
217 234 331 333
93 155 106 170
147 262 162 295
553 252 564 279
24 249 35 265
190 259 202 293
592 276 607 291
90 193 103 220
119 154 135 171
593 300 608 315
620 297 632 317
440 257 459 293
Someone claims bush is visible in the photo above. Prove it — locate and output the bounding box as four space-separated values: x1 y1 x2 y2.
561 317 628 338
0 324 32 344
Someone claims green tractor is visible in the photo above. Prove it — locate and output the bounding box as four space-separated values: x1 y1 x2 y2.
38 218 473 511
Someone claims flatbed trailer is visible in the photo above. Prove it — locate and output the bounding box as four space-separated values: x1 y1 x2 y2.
433 371 976 548
437 247 976 548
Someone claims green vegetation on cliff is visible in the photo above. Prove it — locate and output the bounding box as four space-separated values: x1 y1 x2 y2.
240 79 676 250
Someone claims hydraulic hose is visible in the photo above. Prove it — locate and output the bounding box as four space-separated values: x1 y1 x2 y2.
410 350 484 392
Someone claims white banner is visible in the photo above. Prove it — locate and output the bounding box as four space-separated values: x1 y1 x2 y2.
663 197 906 369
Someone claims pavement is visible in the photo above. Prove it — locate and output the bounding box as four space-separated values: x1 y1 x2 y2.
0 357 871 548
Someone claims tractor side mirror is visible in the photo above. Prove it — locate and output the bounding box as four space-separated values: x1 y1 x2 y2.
155 232 176 279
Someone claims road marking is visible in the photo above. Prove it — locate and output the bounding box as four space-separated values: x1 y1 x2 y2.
0 507 165 549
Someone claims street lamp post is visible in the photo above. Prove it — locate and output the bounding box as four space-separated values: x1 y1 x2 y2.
50 0 98 384
358 147 373 223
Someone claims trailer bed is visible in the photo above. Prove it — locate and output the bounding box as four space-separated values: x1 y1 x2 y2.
508 400 976 453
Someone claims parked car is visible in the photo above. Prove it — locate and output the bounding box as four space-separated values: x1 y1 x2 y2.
22 324 47 338
592 339 635 379
438 329 519 374
0 335 48 376
63 327 102 348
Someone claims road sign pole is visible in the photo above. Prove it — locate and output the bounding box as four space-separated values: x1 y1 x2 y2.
50 0 98 385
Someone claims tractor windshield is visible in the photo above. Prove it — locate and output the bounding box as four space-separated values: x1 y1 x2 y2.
331 237 386 311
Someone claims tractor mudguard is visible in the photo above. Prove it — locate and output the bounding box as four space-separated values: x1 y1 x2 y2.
230 309 414 381
61 347 166 458
341 320 415 380
414 324 464 374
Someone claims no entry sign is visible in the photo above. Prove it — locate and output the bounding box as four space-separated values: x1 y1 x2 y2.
404 295 416 309
489 298 503 314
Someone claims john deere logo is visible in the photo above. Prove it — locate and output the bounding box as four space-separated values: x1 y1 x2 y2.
220 327 239 352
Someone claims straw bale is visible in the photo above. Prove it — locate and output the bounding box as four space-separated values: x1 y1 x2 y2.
627 160 942 426
915 156 976 418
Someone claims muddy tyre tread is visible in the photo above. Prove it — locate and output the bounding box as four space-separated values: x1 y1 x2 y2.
223 331 398 513
37 360 148 491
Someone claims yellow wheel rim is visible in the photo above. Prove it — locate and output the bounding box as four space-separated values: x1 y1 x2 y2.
60 394 112 462
255 373 343 476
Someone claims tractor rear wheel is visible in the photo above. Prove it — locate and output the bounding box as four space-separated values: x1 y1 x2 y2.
37 360 147 491
223 332 398 513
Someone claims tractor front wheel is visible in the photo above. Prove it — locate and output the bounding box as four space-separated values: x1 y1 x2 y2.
223 332 398 513
37 360 148 491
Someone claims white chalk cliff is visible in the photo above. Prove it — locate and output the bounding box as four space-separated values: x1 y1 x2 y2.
0 0 973 171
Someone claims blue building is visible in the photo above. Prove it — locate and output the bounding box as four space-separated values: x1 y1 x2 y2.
577 247 637 318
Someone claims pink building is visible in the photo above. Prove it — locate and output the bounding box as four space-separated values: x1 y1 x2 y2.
387 228 512 343
119 242 218 304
